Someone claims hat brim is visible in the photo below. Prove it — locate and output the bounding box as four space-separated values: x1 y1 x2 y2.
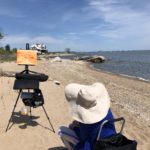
65 83 110 124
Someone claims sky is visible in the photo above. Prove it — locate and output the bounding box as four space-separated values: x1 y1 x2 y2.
0 0 150 51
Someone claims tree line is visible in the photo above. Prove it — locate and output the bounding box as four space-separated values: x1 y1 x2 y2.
0 32 73 54
0 32 3 39
0 45 17 54
0 32 17 54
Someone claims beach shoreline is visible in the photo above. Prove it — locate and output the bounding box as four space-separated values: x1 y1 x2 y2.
89 63 150 83
0 59 150 150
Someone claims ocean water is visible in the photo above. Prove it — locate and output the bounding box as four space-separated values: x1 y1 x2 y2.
78 50 150 81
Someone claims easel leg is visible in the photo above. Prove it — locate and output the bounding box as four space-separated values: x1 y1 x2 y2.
42 105 55 133
29 107 32 119
5 90 22 132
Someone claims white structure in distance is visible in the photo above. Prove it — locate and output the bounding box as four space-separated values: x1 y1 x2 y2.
31 43 48 54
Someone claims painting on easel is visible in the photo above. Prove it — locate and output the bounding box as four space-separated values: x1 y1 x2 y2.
17 50 37 65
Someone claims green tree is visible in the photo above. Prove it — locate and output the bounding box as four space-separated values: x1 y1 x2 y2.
5 44 10 51
12 48 17 52
0 32 4 39
65 48 71 53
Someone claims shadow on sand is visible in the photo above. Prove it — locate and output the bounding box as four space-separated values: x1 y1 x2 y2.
48 147 67 150
8 112 40 130
6 111 55 132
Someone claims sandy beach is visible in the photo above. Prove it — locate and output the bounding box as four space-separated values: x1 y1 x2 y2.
0 59 150 150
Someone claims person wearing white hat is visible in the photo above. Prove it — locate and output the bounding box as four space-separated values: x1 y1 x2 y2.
58 82 116 150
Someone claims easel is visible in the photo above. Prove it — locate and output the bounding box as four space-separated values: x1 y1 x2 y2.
5 50 55 133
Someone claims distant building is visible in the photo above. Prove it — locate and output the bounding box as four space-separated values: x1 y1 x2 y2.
31 43 48 54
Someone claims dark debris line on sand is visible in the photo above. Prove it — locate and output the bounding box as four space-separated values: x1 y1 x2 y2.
0 70 16 77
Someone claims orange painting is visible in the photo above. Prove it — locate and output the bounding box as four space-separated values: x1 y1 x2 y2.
17 50 37 65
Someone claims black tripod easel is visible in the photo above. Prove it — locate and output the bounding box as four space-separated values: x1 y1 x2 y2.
5 65 55 133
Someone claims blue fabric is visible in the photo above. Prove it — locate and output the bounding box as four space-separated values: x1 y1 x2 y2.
73 109 116 150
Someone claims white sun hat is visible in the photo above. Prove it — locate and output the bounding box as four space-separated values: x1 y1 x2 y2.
65 82 110 124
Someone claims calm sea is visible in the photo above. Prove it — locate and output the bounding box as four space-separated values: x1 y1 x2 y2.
76 50 150 82
62 50 150 81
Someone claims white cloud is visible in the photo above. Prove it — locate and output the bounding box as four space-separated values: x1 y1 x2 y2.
0 34 84 51
61 0 150 42
87 0 150 39
2 35 62 45
32 36 61 44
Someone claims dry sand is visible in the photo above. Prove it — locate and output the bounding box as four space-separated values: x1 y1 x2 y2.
0 59 150 150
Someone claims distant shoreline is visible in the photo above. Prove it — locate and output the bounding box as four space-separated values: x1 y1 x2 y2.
1 57 150 84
